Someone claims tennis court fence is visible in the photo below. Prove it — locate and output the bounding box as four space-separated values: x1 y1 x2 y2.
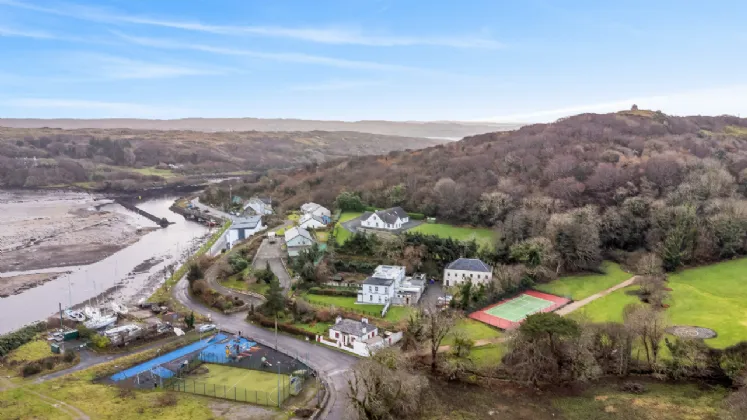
164 376 292 407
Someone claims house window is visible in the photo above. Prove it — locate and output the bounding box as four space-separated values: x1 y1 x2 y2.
369 286 372 292
369 295 373 301
335 332 339 338
378 296 381 303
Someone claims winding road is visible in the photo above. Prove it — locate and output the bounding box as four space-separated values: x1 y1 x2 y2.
173 229 357 420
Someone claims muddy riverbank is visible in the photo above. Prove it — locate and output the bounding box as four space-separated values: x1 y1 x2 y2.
0 191 157 272
0 271 71 298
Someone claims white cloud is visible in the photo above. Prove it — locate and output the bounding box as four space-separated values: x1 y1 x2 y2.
113 32 427 72
289 80 384 92
480 85 747 123
76 54 231 80
0 24 56 39
0 0 502 48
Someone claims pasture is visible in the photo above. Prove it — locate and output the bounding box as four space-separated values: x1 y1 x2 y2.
535 261 630 300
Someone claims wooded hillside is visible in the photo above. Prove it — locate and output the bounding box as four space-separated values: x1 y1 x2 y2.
230 110 747 273
0 127 444 189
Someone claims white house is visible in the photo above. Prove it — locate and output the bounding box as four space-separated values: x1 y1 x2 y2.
356 265 405 305
284 227 315 257
226 216 265 248
443 258 493 287
298 213 327 230
300 202 331 219
360 207 409 230
245 197 273 215
316 317 403 357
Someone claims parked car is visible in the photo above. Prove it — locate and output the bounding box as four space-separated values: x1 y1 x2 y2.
198 324 217 333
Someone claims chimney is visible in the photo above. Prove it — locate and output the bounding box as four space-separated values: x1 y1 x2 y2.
361 327 367 335
361 318 368 324
335 316 342 324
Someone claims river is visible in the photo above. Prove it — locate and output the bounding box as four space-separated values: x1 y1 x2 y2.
0 196 209 334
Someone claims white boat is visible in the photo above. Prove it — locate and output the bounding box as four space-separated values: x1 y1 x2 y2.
84 314 117 330
64 309 86 322
110 302 129 315
84 306 101 320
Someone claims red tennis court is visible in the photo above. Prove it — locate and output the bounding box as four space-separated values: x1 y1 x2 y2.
469 290 570 330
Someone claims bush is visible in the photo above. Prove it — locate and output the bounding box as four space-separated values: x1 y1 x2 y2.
191 279 208 295
407 212 426 220
63 350 77 363
0 322 47 357
315 309 334 323
247 313 317 340
43 358 56 370
308 287 358 298
21 362 42 377
91 334 111 349
76 324 95 340
294 408 314 418
156 393 177 407
332 259 377 274
621 382 646 394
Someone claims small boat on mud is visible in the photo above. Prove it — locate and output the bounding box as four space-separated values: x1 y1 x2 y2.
63 309 86 322
84 314 117 330
110 302 129 315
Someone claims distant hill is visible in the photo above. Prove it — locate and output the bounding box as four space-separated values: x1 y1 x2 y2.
233 110 747 222
0 127 445 190
0 118 521 139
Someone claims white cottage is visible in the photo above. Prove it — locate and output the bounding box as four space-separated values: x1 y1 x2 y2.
226 216 265 248
443 258 493 287
298 213 327 230
360 207 409 230
284 227 315 257
245 197 273 215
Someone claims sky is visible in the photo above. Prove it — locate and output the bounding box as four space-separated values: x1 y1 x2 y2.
1 0 746 122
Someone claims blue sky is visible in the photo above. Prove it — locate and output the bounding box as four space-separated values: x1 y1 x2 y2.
0 0 746 121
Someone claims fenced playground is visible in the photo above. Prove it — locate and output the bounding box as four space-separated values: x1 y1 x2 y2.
469 290 570 330
108 332 312 407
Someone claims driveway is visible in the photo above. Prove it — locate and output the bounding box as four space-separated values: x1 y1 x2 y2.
419 280 446 310
172 277 356 420
253 238 292 290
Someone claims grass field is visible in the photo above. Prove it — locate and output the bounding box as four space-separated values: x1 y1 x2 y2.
189 364 280 394
7 339 53 363
408 223 496 248
553 381 727 420
288 213 300 222
535 262 631 300
315 231 329 243
666 258 747 348
128 166 178 179
469 343 505 369
302 294 414 322
0 388 72 420
333 212 362 245
443 319 502 346
571 285 641 323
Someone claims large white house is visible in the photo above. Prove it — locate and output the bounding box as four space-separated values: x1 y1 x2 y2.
226 216 265 248
443 258 493 287
298 213 328 230
356 265 405 305
284 227 315 257
360 207 409 230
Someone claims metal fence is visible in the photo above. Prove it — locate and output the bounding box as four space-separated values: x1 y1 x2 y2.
164 376 293 407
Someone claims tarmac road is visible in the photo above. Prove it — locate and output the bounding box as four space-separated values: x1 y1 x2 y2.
253 238 292 290
173 273 356 420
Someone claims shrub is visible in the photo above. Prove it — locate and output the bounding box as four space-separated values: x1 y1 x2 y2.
91 334 111 349
621 382 646 394
156 393 177 407
63 350 77 363
315 309 334 323
407 212 426 220
307 287 358 298
294 408 314 418
76 324 95 340
21 362 42 377
247 313 317 340
43 358 56 370
191 279 208 295
0 322 47 357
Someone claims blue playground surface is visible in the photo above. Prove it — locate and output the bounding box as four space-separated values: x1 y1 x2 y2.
199 336 257 364
111 333 229 382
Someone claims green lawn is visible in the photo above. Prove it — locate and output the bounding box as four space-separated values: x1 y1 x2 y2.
570 285 641 323
535 262 631 300
189 363 279 393
128 166 177 179
469 343 506 369
666 258 747 348
315 231 329 243
443 319 502 346
288 213 300 222
408 223 496 248
7 339 53 363
294 322 332 335
302 294 414 322
0 388 72 420
333 212 362 245
553 382 727 420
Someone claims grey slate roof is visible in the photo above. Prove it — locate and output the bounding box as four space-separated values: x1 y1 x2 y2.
232 216 262 230
361 207 408 225
285 227 313 242
445 258 492 273
258 197 272 204
363 276 395 286
333 319 376 337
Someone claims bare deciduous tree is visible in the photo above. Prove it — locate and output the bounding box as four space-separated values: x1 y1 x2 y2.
422 309 457 372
